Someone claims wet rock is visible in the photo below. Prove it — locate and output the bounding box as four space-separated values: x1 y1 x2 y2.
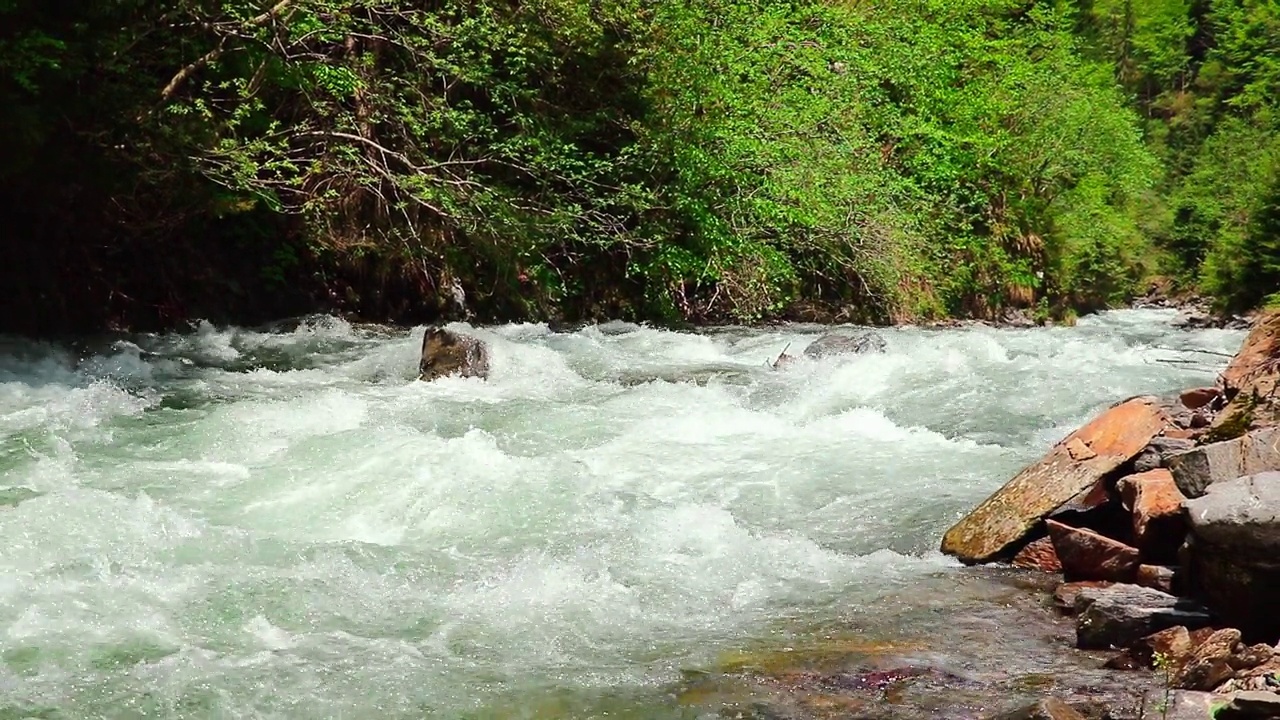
1167 427 1280 498
1135 565 1175 593
1116 470 1187 561
1181 388 1222 411
418 327 490 381
989 698 1085 720
1215 691 1280 720
1073 584 1212 650
1053 581 1113 614
1046 520 1141 582
1183 473 1280 642
1014 537 1064 573
802 331 887 358
942 397 1169 564
1173 628 1241 691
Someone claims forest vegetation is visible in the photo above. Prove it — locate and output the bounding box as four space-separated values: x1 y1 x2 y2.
2 0 1278 334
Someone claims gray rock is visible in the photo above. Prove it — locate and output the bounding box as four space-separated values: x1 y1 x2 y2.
801 331 886 358
1215 691 1280 720
1167 427 1280 498
1073 584 1213 650
419 327 489 381
1185 472 1280 551
1134 437 1198 473
1137 690 1222 720
1183 473 1280 641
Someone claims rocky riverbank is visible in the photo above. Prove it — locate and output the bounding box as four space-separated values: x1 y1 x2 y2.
942 310 1280 718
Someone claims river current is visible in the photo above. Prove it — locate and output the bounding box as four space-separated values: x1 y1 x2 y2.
0 310 1245 718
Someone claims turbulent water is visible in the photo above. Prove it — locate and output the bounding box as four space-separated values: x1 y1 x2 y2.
0 310 1245 719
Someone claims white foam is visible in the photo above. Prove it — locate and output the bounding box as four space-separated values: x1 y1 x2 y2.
0 311 1248 716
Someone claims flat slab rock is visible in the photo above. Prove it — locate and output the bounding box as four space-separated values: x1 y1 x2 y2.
1072 584 1212 650
941 397 1168 563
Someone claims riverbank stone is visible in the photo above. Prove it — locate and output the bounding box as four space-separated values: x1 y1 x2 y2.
1013 537 1063 573
1166 427 1280 498
941 397 1168 563
419 327 490 381
1182 473 1280 642
1215 692 1280 720
1117 469 1187 561
1072 584 1213 650
1046 520 1140 582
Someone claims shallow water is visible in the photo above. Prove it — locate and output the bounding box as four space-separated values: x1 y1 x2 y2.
0 310 1243 718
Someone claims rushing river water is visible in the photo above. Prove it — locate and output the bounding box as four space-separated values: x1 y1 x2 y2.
0 310 1246 719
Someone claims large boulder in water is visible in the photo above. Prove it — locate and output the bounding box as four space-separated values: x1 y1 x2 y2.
418 327 489 381
940 396 1169 564
802 331 887 358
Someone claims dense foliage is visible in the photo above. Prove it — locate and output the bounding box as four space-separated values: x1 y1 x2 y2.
0 0 1274 333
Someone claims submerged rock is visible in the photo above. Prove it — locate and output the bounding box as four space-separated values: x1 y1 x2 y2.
1182 472 1280 642
418 327 489 381
989 698 1084 720
802 331 887 358
941 397 1169 564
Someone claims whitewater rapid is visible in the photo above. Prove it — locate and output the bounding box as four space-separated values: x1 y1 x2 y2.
0 310 1244 717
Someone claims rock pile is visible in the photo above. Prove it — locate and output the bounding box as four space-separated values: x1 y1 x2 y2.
944 311 1280 716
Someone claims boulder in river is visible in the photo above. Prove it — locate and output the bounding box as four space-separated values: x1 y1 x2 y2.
1182 472 1280 642
941 396 1169 564
1166 427 1280 498
801 331 887 358
418 327 489 381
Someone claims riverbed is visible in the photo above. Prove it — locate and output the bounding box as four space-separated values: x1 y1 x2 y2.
0 310 1245 718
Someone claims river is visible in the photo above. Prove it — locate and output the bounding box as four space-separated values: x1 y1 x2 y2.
0 309 1245 718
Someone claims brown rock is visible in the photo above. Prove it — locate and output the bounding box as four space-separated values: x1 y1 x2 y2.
1163 427 1201 441
1135 564 1175 593
419 327 490 381
941 397 1169 563
1013 537 1063 573
1218 655 1280 693
1173 628 1241 691
1131 626 1194 670
1065 438 1097 461
1047 519 1141 582
1210 309 1280 439
1053 581 1113 614
1117 469 1188 560
1228 644 1276 671
1181 387 1222 410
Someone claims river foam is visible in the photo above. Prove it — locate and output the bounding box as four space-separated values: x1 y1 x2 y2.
0 310 1245 717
